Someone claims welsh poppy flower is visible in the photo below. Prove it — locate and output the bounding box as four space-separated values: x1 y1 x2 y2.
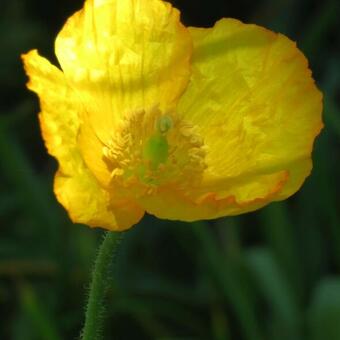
22 0 323 231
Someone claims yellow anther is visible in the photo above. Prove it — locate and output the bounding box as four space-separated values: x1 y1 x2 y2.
102 107 206 196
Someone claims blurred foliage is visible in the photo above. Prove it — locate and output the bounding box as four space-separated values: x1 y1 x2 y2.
0 0 339 339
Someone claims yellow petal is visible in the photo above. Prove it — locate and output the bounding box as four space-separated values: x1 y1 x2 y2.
54 169 144 230
139 170 288 221
55 0 192 145
22 50 144 230
22 50 79 176
142 19 323 221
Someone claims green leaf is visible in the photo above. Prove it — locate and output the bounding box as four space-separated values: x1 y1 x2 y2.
20 285 62 340
308 277 340 340
245 247 301 340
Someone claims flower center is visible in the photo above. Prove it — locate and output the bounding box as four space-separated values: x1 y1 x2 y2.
102 106 206 196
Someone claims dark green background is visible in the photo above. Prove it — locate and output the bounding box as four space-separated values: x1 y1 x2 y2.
1 0 339 339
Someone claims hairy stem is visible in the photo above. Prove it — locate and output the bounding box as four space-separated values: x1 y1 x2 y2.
81 231 124 340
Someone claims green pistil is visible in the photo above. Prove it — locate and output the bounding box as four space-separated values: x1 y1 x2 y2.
142 133 169 171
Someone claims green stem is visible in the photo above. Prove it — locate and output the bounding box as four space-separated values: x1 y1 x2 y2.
81 231 124 340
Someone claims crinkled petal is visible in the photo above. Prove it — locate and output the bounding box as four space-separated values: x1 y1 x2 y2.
142 19 323 221
22 50 144 230
55 0 192 145
139 171 289 221
54 169 144 230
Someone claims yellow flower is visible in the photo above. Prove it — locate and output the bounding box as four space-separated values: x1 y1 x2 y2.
22 0 322 231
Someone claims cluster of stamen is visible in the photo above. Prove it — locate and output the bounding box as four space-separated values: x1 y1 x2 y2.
102 106 206 197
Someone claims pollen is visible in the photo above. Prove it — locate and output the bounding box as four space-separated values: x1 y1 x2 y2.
102 106 207 197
